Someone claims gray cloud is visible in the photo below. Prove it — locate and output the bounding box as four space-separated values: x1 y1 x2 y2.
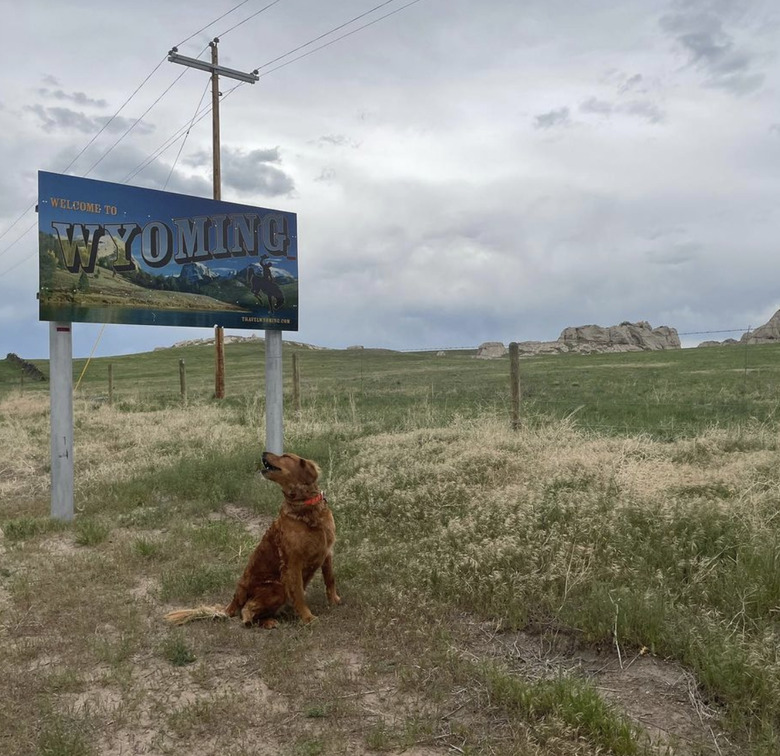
185 146 282 168
85 144 212 197
315 167 336 183
618 73 645 94
25 104 96 133
315 134 360 149
619 100 665 124
533 107 571 130
24 104 154 135
220 147 295 197
38 88 108 108
660 11 764 94
579 97 664 123
580 97 613 116
646 243 700 266
183 146 293 195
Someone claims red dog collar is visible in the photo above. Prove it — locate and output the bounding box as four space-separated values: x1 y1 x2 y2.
303 491 326 506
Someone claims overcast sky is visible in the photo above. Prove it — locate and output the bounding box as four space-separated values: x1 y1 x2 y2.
2 0 779 357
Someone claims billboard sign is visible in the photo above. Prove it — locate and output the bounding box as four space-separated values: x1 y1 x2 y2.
38 171 298 330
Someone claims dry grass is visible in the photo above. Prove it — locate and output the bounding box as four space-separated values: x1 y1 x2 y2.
1 392 779 755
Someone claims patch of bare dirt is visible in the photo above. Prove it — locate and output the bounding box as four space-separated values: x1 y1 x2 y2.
468 621 730 754
130 577 159 602
92 655 290 755
38 534 78 557
209 503 273 538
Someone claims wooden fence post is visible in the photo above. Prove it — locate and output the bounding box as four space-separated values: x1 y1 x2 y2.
108 363 114 406
292 352 301 413
215 325 225 399
509 342 521 430
179 359 187 405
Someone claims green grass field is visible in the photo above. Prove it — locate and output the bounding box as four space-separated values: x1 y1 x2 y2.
5 338 778 436
1 340 780 755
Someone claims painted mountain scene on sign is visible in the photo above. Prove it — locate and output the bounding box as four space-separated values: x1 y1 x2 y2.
37 171 299 330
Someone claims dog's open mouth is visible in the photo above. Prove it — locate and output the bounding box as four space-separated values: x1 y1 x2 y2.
261 454 281 473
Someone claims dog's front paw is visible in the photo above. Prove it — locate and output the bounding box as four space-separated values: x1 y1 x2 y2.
301 612 317 624
329 592 342 605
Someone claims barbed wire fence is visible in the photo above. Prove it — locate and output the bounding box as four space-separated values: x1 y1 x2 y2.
5 325 778 439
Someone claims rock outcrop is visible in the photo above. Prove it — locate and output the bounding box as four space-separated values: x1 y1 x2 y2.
476 342 508 359
742 310 780 344
513 321 680 356
697 339 739 348
5 353 46 381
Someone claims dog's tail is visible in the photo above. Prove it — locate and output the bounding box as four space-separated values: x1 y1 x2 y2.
164 604 230 625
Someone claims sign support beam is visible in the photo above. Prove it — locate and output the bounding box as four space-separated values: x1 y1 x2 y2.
49 322 73 521
265 330 284 454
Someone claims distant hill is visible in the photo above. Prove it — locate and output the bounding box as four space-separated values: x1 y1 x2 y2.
154 334 327 351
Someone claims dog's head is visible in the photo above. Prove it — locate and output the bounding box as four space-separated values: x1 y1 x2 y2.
260 451 321 500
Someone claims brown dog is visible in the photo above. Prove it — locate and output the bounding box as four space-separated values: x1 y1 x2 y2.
165 451 340 628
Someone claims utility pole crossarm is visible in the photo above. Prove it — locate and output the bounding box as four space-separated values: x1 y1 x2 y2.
167 47 259 84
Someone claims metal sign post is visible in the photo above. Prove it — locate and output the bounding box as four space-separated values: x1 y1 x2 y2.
265 330 284 453
49 321 73 521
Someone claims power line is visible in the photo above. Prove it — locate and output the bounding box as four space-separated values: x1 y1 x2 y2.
61 55 169 177
254 0 399 71
122 82 243 184
254 0 424 79
176 0 254 47
163 78 212 191
677 328 749 336
0 205 35 244
83 65 194 177
217 0 284 38
0 223 37 276
0 220 38 262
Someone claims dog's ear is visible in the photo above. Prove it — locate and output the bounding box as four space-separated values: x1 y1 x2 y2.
300 458 320 485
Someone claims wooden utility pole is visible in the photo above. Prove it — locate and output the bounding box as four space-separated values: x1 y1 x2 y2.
210 39 226 398
210 40 222 202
